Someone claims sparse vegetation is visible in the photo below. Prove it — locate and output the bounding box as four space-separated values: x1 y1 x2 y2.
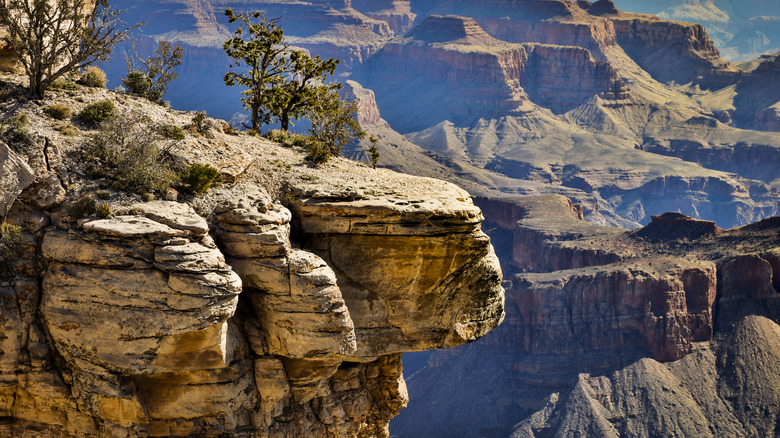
157 124 185 140
0 113 34 152
178 163 218 194
0 0 140 98
265 129 317 149
301 140 332 164
192 111 207 134
45 104 73 120
95 202 112 218
123 40 183 103
366 136 380 169
307 89 365 164
78 100 116 127
54 122 78 137
83 111 177 194
0 222 22 278
78 66 108 88
67 196 97 219
49 77 79 91
122 71 152 98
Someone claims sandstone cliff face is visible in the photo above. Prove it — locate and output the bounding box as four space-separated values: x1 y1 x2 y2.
0 80 505 437
611 16 735 84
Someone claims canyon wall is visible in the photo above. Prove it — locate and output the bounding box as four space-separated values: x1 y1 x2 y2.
393 195 780 437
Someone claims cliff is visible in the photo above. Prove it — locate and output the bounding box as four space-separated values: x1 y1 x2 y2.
0 74 504 437
393 195 780 437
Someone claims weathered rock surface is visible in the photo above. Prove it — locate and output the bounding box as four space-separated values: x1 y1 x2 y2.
0 92 505 437
287 172 506 358
394 195 780 437
0 142 35 216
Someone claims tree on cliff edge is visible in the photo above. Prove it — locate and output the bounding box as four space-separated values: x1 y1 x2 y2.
271 51 340 131
222 9 340 132
0 0 139 99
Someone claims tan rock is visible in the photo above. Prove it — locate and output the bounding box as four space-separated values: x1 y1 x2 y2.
289 182 505 358
41 210 241 375
130 201 209 237
42 230 152 268
82 216 190 239
229 250 357 360
155 241 229 273
0 141 35 216
134 357 256 421
254 357 291 424
21 172 66 210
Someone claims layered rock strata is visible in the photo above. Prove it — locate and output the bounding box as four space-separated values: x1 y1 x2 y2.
394 195 780 437
286 173 505 359
0 123 504 437
362 15 630 130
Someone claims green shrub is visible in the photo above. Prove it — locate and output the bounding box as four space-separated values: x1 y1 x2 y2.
95 202 111 218
122 70 152 97
78 66 107 88
265 129 316 148
78 100 116 127
44 104 72 120
50 77 79 91
54 122 77 136
82 111 177 194
308 90 365 164
0 113 34 152
178 163 218 194
157 124 185 140
303 139 332 164
192 111 207 134
0 222 22 278
366 136 380 169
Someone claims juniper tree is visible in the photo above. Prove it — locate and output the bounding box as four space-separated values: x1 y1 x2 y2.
271 51 340 131
222 9 289 131
0 0 139 98
124 40 183 103
222 9 341 133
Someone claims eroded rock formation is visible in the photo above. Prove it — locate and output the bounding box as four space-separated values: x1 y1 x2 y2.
0 80 504 436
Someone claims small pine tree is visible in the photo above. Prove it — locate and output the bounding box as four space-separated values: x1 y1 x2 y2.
271 51 340 131
223 10 289 131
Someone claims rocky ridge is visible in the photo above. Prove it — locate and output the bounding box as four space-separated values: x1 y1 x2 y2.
0 74 504 437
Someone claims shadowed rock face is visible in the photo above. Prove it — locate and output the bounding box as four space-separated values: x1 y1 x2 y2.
0 142 35 216
393 195 780 437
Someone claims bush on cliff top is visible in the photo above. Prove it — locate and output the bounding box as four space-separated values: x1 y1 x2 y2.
83 111 178 194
